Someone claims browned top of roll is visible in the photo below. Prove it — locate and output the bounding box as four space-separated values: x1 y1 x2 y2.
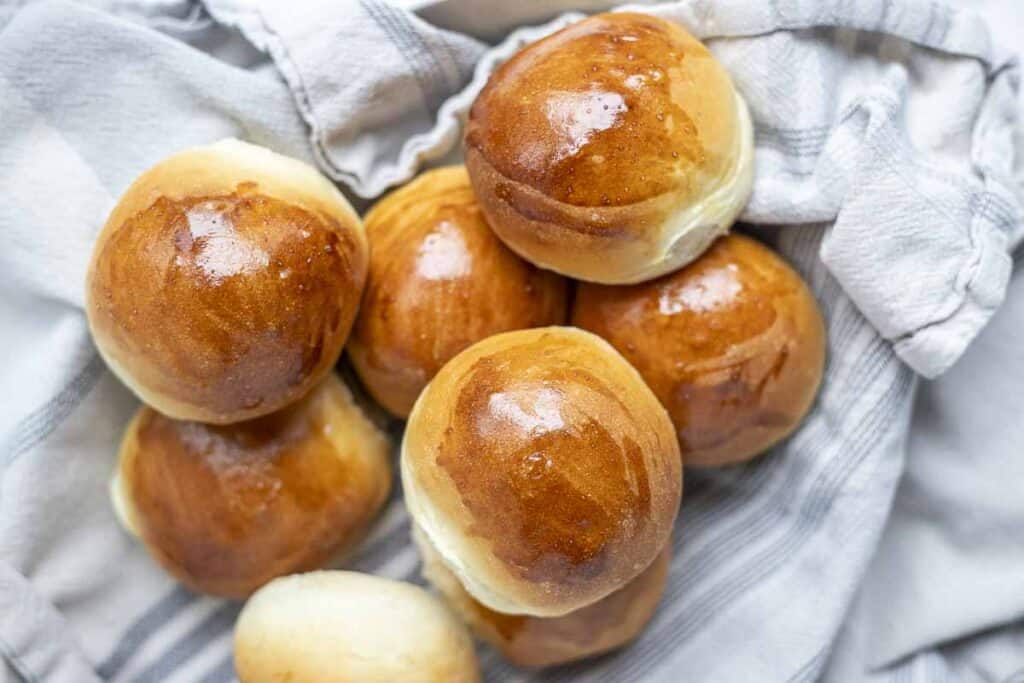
467 12 736 209
348 166 567 418
86 140 367 424
114 374 391 598
572 234 826 466
403 327 681 617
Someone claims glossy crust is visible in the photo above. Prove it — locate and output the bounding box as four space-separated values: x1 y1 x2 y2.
415 525 669 668
234 571 480 683
348 166 568 418
86 139 368 424
402 327 681 617
111 374 391 598
465 12 754 284
572 234 826 467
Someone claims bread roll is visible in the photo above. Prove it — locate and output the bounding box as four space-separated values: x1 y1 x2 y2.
111 374 391 598
234 571 479 683
402 327 681 617
465 12 754 284
573 234 825 467
415 524 669 668
86 139 367 424
348 166 568 418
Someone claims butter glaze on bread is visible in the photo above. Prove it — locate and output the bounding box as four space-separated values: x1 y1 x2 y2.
402 327 681 617
415 525 669 668
465 12 754 284
111 374 391 598
234 571 480 683
86 139 367 424
573 234 825 467
348 166 568 418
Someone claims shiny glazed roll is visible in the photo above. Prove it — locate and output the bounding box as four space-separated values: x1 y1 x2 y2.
402 327 681 617
415 525 670 668
348 166 568 418
572 234 826 467
234 571 480 683
465 12 754 285
86 139 368 424
111 374 391 598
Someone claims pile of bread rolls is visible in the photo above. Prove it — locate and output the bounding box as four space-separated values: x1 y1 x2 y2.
84 12 824 682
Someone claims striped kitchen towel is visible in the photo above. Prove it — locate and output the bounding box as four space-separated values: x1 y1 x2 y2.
0 0 1020 681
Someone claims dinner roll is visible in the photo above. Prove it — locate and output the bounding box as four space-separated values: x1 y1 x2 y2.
415 524 670 668
402 327 681 617
86 139 367 424
465 12 754 284
234 571 479 683
348 166 568 418
573 234 825 467
111 374 391 598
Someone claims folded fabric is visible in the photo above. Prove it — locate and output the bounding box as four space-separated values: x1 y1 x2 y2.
0 1 1019 682
204 0 486 198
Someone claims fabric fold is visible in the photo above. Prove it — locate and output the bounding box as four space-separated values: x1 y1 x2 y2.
202 0 486 198
0 563 100 683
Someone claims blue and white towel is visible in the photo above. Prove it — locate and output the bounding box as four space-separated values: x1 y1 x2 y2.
1 0 1022 681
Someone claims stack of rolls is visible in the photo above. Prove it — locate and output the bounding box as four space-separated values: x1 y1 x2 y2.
87 139 482 681
379 11 820 667
459 10 824 472
86 138 400 599
84 10 828 681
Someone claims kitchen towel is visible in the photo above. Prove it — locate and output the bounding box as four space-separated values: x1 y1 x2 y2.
0 0 1020 681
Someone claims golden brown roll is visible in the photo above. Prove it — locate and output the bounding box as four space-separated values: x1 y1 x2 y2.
402 327 681 617
415 524 670 668
234 571 480 683
465 12 754 285
348 166 568 418
86 139 368 424
572 234 826 467
111 374 391 598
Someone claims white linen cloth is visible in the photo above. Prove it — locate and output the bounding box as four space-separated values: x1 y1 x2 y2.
0 0 1021 681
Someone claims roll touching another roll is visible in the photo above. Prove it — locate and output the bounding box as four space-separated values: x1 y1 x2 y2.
348 166 568 418
573 234 826 467
415 524 670 668
111 374 391 598
402 327 681 618
234 571 480 683
465 12 754 284
87 139 368 424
